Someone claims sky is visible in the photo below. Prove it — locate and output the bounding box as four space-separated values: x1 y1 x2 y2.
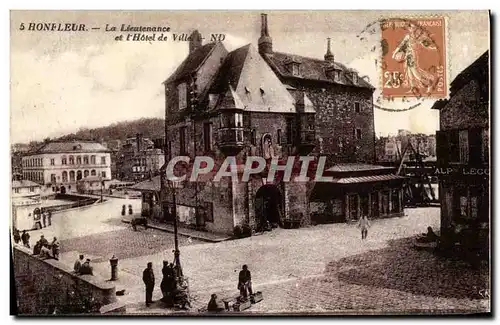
10 10 490 144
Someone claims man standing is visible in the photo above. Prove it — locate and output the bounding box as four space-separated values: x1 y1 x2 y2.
74 254 84 274
42 212 47 228
47 211 52 226
39 235 49 247
357 215 371 240
142 262 155 307
51 237 60 260
21 230 30 248
238 264 253 299
13 228 21 244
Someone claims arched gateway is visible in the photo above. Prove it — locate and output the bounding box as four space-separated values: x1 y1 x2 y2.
254 184 284 230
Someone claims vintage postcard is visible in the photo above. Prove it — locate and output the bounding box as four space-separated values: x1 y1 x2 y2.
10 10 490 316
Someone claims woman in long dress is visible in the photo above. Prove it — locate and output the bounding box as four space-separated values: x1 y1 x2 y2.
392 23 438 94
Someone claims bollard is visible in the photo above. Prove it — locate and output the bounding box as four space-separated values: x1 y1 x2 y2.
110 255 118 281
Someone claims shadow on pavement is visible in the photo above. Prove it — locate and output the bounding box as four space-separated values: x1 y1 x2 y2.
328 237 489 300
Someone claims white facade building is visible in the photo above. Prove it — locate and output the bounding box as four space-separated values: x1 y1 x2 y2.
11 180 42 231
21 141 112 193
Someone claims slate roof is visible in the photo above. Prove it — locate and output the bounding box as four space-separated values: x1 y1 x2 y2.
164 43 218 84
206 44 297 113
30 141 110 154
12 180 41 188
263 52 374 89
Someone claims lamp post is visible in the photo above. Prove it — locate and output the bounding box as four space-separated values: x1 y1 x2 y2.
168 179 183 277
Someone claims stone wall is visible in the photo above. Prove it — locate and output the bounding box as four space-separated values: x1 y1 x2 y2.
12 246 123 315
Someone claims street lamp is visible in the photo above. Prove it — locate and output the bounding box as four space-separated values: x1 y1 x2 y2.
166 178 183 277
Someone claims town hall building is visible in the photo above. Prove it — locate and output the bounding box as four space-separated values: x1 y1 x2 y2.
156 13 405 235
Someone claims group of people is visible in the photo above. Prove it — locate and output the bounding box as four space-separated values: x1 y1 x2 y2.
32 235 60 260
74 254 94 275
142 261 182 307
35 211 52 229
13 229 31 248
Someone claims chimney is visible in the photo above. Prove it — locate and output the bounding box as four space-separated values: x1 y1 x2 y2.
136 133 143 153
324 38 334 62
189 30 203 54
258 13 273 55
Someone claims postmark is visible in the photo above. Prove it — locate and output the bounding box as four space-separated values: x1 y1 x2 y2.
381 17 447 98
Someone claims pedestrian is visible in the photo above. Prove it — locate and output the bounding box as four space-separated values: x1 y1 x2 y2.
13 228 21 244
74 254 84 273
51 237 60 260
207 293 224 312
42 212 47 228
47 211 52 226
32 240 41 255
238 264 253 299
21 230 30 248
39 235 49 247
128 205 133 215
79 259 94 275
357 215 371 240
161 261 175 305
121 205 126 216
142 262 155 307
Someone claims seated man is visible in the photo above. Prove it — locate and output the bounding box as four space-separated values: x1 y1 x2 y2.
79 259 94 275
207 294 224 312
39 245 52 259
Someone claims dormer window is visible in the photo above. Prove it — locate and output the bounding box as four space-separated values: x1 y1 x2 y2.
285 58 301 77
352 72 358 84
326 67 341 82
177 82 187 110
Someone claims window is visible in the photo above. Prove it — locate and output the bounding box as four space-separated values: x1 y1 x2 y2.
91 169 96 176
101 156 106 165
180 126 187 155
355 128 362 140
69 171 75 181
178 83 187 110
14 188 19 194
90 155 96 164
291 63 300 76
62 171 68 182
251 129 257 146
277 129 282 144
235 113 243 127
352 72 358 84
84 170 89 178
448 131 460 163
50 158 55 165
83 156 89 164
203 122 213 152
101 171 106 178
61 156 67 165
354 102 361 113
29 187 34 193
286 118 295 144
459 130 469 164
50 174 56 183
69 156 75 165
76 156 82 164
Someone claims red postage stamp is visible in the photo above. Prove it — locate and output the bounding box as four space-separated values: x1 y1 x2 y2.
381 17 447 98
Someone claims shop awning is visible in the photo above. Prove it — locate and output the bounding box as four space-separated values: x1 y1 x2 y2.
333 174 406 184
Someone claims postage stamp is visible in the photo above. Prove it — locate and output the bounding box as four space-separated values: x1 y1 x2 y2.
381 17 447 98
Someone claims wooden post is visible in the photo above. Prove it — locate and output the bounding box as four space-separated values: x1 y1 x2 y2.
378 190 383 217
398 188 403 214
388 189 393 215
368 193 372 218
356 194 360 220
345 194 350 222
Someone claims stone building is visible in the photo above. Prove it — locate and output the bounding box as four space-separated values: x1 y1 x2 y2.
21 141 112 194
161 13 405 235
115 134 165 182
432 51 489 257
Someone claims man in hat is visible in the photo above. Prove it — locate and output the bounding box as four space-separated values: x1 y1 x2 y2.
238 264 253 299
21 230 30 248
79 259 94 275
142 262 155 307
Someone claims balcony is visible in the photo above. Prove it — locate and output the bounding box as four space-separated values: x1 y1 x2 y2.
218 127 245 154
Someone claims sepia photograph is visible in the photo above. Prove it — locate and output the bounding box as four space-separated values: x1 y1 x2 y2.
9 10 490 316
